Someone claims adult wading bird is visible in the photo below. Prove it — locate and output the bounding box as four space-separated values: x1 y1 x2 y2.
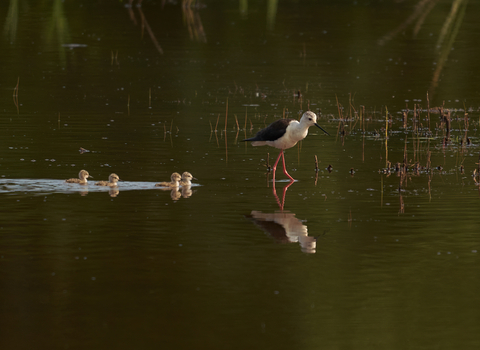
243 111 329 181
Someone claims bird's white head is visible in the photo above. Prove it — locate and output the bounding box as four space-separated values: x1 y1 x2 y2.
300 111 329 135
300 111 318 126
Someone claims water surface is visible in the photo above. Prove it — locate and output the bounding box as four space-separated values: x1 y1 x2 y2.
2 1 480 349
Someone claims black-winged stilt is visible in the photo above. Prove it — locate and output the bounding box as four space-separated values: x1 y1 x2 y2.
243 111 329 181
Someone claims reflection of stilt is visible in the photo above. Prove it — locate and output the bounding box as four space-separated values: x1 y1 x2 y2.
247 210 316 254
272 179 294 211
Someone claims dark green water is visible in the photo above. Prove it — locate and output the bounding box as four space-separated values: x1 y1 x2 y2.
2 0 480 349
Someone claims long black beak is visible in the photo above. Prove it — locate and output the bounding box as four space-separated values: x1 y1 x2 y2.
315 123 330 136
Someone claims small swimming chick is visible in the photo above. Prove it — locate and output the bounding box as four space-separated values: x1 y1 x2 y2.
179 172 197 186
155 172 181 188
95 173 121 187
65 170 92 184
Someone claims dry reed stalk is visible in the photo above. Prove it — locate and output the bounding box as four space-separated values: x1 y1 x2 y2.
224 98 228 132
427 91 430 130
362 134 365 162
335 95 342 121
399 193 404 214
224 126 228 164
478 152 480 178
234 128 239 144
413 104 417 133
215 114 219 132
362 105 366 132
349 93 352 121
244 108 248 129
385 107 389 167
234 115 239 130
13 77 19 114
138 7 164 54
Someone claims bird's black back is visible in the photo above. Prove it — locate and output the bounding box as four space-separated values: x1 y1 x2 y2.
242 118 294 142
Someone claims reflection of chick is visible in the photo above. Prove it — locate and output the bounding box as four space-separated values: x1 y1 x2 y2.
109 189 120 198
155 173 181 188
181 186 193 198
95 173 121 187
179 172 196 186
170 188 182 201
247 211 316 254
66 170 92 184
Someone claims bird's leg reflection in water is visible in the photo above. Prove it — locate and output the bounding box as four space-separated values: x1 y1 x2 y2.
246 211 316 254
272 179 295 211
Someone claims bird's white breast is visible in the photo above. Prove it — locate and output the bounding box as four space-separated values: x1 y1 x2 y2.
266 121 308 149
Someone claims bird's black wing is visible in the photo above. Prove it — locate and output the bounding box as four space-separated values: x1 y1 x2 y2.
242 118 293 142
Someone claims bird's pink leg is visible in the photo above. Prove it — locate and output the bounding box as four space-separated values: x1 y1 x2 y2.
281 151 295 181
272 151 283 182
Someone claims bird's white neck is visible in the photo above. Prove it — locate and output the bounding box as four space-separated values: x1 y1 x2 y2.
288 121 310 143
